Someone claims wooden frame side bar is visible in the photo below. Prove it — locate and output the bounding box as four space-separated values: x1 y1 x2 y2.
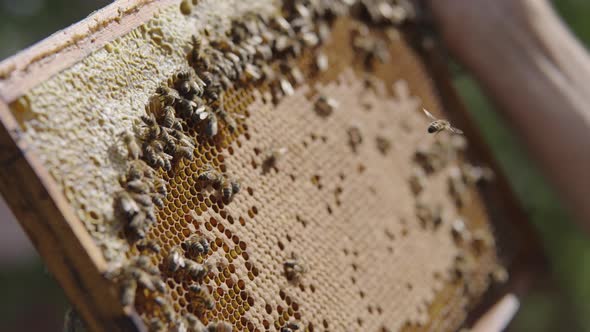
0 102 144 332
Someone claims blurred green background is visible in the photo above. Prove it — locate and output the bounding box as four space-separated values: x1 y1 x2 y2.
0 0 589 331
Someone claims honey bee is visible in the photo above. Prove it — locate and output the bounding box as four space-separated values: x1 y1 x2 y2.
156 84 180 104
415 200 443 229
280 322 301 332
347 125 363 153
120 130 141 160
207 321 233 332
244 63 262 81
284 258 306 283
203 113 219 137
174 144 194 161
197 166 223 186
143 141 161 168
184 235 210 257
315 52 328 72
408 167 426 196
170 320 187 332
133 255 158 272
189 284 215 310
175 71 204 98
490 265 509 283
375 136 391 155
126 179 151 194
185 313 206 331
471 229 494 255
120 278 137 307
262 147 288 173
189 35 203 65
127 212 148 239
314 95 338 117
448 166 468 207
151 194 165 208
115 191 140 219
161 106 177 128
451 219 470 244
140 114 162 140
129 159 156 179
132 267 157 291
422 108 463 135
279 78 294 96
148 318 166 332
453 252 473 280
175 98 197 120
185 260 208 281
221 179 240 201
155 297 176 322
166 247 186 273
462 164 495 184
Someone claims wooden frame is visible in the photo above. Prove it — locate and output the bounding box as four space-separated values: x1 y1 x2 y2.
0 1 545 331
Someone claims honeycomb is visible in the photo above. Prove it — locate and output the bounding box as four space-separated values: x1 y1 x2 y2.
6 1 505 331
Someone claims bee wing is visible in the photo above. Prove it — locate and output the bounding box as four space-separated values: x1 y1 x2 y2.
422 108 437 120
449 126 464 135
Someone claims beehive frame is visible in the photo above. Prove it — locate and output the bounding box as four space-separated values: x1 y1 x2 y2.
0 1 543 331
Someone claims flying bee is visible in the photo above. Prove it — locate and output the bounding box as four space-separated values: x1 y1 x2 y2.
120 278 137 307
120 130 141 159
207 321 233 332
166 247 186 272
284 258 306 283
422 108 463 135
136 239 161 254
184 235 210 257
